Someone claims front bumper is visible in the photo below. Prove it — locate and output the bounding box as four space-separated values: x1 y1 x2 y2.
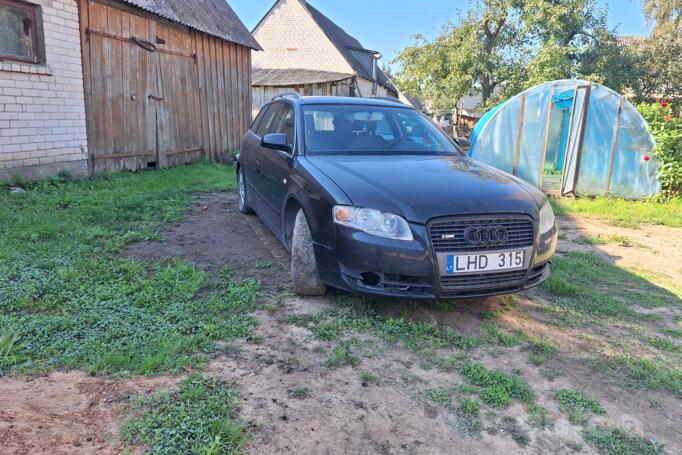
314 222 553 300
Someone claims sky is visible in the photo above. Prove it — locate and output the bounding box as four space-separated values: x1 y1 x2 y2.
230 0 650 66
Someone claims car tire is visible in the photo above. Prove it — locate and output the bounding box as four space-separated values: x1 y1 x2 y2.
238 168 254 214
291 209 327 296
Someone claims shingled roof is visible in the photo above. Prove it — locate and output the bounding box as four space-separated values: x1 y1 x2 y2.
304 2 396 93
120 0 261 50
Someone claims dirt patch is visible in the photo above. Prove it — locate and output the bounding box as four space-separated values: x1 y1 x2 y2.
557 215 682 286
0 372 175 455
123 192 290 290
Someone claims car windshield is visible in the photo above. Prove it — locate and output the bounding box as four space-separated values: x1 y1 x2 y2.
302 104 460 156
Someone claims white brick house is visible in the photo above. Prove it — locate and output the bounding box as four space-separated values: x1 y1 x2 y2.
0 0 89 180
251 0 397 116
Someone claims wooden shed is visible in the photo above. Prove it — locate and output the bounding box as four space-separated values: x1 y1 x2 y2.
78 0 261 173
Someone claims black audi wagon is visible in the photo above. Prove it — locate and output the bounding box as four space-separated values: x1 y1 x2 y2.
236 94 557 299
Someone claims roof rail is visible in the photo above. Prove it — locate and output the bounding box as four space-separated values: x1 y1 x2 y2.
271 92 301 101
369 96 405 105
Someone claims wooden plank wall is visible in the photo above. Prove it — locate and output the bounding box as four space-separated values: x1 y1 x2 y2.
80 0 252 173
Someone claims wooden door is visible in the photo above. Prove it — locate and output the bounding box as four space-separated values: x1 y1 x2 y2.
154 23 203 167
83 0 159 172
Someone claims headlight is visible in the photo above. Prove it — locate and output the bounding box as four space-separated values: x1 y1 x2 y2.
538 200 555 234
333 206 414 241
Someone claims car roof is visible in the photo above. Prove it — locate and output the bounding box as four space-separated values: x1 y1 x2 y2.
272 96 415 109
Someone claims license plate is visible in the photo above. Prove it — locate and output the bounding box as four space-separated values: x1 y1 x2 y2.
446 250 526 275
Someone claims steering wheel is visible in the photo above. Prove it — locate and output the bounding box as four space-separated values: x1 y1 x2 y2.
387 137 414 148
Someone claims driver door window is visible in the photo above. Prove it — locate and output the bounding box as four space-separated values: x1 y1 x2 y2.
268 104 295 148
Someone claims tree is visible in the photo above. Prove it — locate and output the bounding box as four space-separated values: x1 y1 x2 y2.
622 26 682 101
642 0 682 29
393 0 524 110
393 0 621 110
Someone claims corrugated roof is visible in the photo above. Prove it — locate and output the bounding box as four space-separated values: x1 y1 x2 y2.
616 35 649 46
253 68 354 86
120 0 261 50
304 2 396 93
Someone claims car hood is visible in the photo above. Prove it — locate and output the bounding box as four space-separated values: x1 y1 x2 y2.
305 154 542 223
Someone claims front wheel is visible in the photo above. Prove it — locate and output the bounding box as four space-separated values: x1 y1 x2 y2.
237 168 254 214
291 209 327 296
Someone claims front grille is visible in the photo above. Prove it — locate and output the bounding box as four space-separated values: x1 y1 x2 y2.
429 216 535 252
440 269 527 290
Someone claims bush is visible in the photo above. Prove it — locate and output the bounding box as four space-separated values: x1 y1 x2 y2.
637 102 682 198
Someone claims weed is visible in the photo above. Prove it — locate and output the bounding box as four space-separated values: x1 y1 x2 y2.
325 340 360 368
360 371 377 384
480 323 521 347
662 327 682 338
459 397 479 417
598 354 682 398
0 331 25 370
120 373 249 454
583 425 665 455
527 404 552 429
647 336 682 353
554 389 605 425
461 362 534 407
522 335 559 366
456 397 482 435
579 234 633 247
287 386 311 399
459 383 476 395
253 260 272 270
425 388 452 406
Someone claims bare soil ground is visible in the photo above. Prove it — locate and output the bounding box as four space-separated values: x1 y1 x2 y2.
1 192 680 454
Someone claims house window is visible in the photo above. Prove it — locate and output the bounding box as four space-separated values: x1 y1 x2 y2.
0 0 44 64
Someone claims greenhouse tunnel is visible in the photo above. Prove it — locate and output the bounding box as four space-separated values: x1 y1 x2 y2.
468 80 660 198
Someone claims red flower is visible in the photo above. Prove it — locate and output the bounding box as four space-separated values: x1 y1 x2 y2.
661 102 669 108
643 156 651 162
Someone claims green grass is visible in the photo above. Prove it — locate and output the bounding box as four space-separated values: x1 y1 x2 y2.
647 336 682 353
550 197 682 228
121 373 249 454
360 371 377 384
286 296 478 357
287 386 311 399
583 426 666 455
0 163 262 376
522 335 559 366
554 389 605 425
599 354 682 398
460 362 534 407
480 323 521 347
578 234 633 246
543 252 681 321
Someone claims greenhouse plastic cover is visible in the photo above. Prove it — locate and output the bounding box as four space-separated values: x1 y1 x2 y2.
468 80 660 198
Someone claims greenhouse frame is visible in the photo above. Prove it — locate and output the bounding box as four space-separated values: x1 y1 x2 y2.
468 80 660 198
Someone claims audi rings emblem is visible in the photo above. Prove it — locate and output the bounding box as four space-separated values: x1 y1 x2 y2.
463 226 509 246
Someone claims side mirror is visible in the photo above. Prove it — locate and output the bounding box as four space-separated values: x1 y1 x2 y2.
262 133 292 153
454 137 471 152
